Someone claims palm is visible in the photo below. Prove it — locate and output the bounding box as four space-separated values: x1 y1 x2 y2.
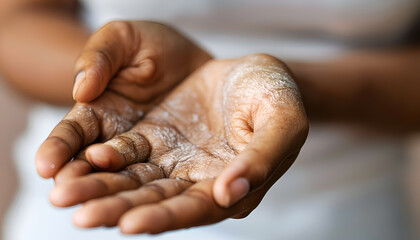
136 54 299 180
36 21 210 178
126 61 238 182
50 54 305 233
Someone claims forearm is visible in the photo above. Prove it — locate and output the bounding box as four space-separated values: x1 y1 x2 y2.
0 1 89 105
288 45 420 131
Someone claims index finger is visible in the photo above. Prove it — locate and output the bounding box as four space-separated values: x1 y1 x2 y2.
35 105 100 178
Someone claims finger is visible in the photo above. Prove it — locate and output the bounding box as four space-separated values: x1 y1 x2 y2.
118 180 238 234
50 162 164 207
35 105 100 178
85 131 150 171
73 21 140 102
54 149 94 184
214 112 309 207
73 178 192 228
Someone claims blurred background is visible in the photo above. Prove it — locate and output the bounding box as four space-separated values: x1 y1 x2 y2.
1 0 420 239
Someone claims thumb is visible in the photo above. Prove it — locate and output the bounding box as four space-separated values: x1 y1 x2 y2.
213 117 308 208
73 21 137 102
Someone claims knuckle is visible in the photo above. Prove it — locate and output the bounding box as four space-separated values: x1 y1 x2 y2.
142 182 167 198
64 106 100 143
46 136 73 153
126 163 164 181
105 21 136 43
106 132 150 164
60 119 85 144
121 132 149 149
93 49 115 69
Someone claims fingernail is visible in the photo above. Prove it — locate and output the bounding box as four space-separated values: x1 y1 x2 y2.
227 177 250 207
73 71 86 99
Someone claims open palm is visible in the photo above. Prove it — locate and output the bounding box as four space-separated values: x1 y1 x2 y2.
49 54 308 234
35 21 210 179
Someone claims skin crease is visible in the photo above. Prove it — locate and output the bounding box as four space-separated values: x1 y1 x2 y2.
35 21 212 179
72 21 211 104
2 0 419 235
33 18 420 235
34 21 305 234
47 54 308 234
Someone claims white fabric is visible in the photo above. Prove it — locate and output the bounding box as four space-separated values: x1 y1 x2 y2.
3 1 417 239
82 0 420 48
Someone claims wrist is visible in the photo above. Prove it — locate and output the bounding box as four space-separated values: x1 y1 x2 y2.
287 59 366 122
287 61 329 120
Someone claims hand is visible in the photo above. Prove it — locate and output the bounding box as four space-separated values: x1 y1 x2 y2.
49 54 309 234
35 21 211 179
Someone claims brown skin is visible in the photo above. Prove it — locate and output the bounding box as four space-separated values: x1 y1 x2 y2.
290 44 420 131
45 54 308 234
33 23 307 233
72 21 211 103
1 0 419 122
0 0 86 105
38 35 420 232
0 1 82 236
2 0 419 235
35 21 211 179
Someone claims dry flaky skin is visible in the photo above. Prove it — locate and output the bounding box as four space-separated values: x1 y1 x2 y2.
46 54 308 234
35 20 211 178
129 54 303 182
